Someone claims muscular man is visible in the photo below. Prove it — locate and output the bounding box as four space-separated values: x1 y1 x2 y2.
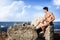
43 7 55 40
31 7 55 34
36 7 55 33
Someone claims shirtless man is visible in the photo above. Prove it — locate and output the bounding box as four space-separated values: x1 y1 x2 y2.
36 7 55 33
31 7 55 33
43 7 55 40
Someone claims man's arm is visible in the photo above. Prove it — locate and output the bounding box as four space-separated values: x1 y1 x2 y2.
41 12 55 27
48 12 55 23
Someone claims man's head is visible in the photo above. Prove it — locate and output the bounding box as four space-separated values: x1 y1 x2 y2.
43 7 48 13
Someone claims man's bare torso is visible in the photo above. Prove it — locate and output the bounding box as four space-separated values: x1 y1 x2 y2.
44 12 54 23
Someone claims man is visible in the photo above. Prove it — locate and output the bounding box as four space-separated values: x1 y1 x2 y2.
43 7 55 40
32 7 55 33
38 7 55 33
37 7 55 40
31 7 55 40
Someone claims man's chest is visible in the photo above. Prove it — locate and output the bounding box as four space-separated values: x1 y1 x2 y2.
45 13 51 18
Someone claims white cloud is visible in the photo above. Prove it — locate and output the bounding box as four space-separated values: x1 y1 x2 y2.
27 5 31 8
34 6 43 10
53 0 60 5
0 0 32 22
32 12 44 20
56 6 60 9
0 0 13 6
53 0 60 9
0 0 45 22
34 5 51 10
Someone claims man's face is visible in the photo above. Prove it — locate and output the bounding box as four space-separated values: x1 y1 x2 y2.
43 9 47 13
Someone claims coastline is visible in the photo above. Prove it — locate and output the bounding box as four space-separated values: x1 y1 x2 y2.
0 22 60 40
0 30 60 40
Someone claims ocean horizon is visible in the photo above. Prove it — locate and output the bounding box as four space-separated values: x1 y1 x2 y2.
0 22 60 32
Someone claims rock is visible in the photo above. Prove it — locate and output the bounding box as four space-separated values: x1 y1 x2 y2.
7 23 38 40
0 31 8 40
44 25 54 40
22 22 31 26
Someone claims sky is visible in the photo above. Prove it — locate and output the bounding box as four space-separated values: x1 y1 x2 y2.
0 0 60 22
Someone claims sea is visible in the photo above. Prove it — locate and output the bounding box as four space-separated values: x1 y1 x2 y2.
0 22 60 32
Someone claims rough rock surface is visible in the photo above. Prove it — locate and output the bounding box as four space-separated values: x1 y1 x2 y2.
7 23 38 40
44 25 54 40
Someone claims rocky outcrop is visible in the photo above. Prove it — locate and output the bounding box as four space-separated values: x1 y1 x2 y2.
44 25 54 40
7 23 38 40
3 22 54 40
0 31 8 40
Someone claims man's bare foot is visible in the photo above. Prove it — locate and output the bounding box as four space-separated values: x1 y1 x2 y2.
36 26 40 29
39 31 44 34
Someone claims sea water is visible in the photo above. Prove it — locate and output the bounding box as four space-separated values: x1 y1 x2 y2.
0 22 60 32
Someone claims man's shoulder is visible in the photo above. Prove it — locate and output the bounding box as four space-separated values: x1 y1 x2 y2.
48 12 53 15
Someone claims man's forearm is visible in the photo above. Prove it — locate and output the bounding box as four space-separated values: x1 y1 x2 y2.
41 21 49 27
48 18 55 23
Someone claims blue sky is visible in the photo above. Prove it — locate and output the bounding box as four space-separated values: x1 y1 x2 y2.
0 0 60 22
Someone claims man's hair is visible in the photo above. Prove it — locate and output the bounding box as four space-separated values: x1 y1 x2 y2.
43 7 48 11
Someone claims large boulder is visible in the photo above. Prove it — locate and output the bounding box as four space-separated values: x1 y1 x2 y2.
44 25 54 40
7 23 38 40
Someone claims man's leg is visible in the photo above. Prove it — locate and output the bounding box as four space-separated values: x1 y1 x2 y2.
31 17 41 26
44 25 54 40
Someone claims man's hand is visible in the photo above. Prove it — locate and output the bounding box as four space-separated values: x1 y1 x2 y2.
41 21 50 27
